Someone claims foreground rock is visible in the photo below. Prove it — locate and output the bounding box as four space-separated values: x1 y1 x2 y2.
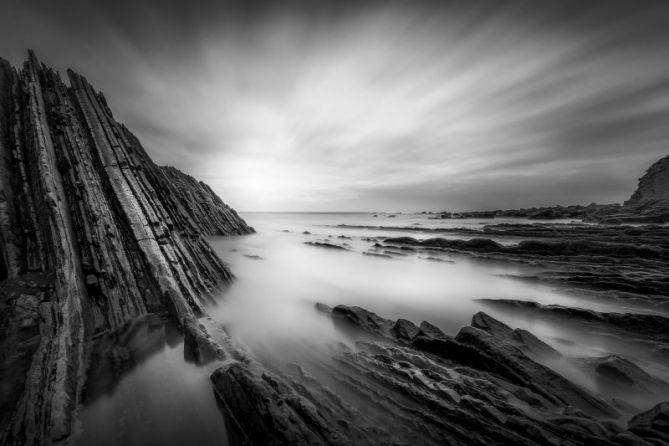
209 304 669 445
471 311 561 361
0 52 252 444
628 402 669 444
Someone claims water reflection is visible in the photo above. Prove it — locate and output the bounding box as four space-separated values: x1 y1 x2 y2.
76 315 228 446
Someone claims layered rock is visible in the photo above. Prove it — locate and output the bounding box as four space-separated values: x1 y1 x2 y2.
627 155 669 205
0 51 252 444
156 165 251 236
628 402 669 444
589 154 669 224
477 300 669 344
381 222 669 307
430 203 621 221
211 304 669 445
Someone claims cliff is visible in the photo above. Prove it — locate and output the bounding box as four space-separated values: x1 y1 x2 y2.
0 51 252 444
586 154 669 224
430 154 669 224
626 154 669 205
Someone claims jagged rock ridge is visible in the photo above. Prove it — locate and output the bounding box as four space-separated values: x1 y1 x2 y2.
0 51 252 444
211 304 669 445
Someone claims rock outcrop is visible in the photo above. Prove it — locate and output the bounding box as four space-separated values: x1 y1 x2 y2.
477 300 669 345
588 154 669 224
430 203 622 221
628 401 669 444
627 155 669 205
211 304 669 445
381 222 669 307
0 51 252 444
425 154 669 223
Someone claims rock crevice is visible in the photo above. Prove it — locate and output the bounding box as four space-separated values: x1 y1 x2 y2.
0 51 252 444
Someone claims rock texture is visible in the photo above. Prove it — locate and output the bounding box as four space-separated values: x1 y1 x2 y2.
381 223 669 308
588 154 669 224
210 304 669 445
0 52 252 444
627 155 669 205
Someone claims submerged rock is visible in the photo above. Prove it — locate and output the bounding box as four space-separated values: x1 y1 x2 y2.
243 254 263 260
577 355 669 396
304 241 348 250
211 305 667 445
314 302 333 314
382 223 669 305
477 299 669 344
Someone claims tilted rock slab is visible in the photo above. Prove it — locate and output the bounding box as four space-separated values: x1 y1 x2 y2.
0 51 252 445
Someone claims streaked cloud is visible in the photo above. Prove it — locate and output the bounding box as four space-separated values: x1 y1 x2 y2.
1 0 668 211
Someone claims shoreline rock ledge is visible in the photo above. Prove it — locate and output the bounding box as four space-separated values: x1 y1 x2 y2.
0 51 253 444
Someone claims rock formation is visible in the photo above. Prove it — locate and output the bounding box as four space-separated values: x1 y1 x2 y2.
627 154 669 205
426 154 669 223
0 51 252 444
381 222 669 308
2 50 668 446
589 154 669 224
211 304 669 445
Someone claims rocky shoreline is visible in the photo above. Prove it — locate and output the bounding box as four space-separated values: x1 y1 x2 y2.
0 51 668 445
208 303 668 445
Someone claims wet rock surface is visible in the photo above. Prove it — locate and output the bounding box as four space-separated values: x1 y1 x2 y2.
379 222 669 310
211 304 668 445
576 355 669 398
1 51 667 446
304 241 349 250
477 300 669 347
627 402 669 444
471 311 561 361
0 52 252 444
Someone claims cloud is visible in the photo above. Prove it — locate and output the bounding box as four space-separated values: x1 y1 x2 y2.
1 0 668 211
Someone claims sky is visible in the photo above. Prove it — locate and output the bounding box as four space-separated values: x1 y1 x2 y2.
1 0 669 212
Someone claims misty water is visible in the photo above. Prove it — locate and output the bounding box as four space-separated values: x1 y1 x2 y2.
76 212 669 446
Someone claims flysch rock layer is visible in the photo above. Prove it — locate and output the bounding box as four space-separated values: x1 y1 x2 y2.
210 304 669 446
0 51 252 445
